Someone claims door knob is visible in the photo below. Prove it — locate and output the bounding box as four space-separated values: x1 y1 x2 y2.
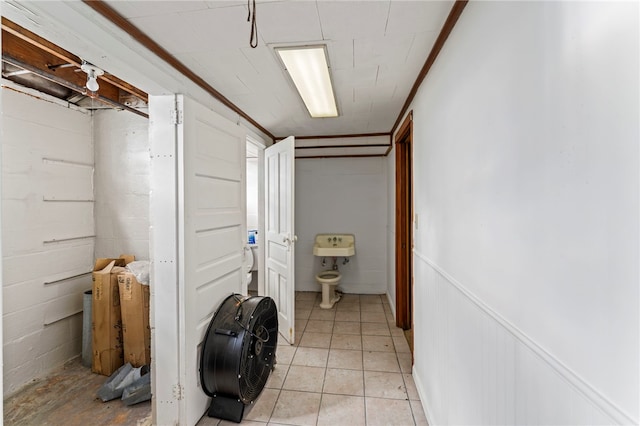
283 235 298 246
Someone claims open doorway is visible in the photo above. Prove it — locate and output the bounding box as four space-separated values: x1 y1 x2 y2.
246 137 265 296
395 112 414 354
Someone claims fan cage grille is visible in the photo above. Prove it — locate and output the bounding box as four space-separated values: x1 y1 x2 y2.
200 294 278 405
239 298 278 402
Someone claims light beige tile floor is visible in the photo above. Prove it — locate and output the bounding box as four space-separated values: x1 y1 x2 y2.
198 292 426 426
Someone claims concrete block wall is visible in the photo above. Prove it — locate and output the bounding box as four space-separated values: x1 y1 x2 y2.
93 109 149 259
295 156 388 294
2 86 94 396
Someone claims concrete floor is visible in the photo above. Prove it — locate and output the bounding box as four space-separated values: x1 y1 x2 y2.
4 358 151 426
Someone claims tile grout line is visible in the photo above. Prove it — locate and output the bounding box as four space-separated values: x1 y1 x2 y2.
287 292 419 426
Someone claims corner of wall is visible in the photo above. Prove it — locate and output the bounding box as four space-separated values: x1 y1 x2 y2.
93 109 150 260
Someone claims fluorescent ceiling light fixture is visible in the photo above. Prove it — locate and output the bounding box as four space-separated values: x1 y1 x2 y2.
276 46 338 118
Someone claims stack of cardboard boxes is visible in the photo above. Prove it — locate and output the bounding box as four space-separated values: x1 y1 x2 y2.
91 255 151 376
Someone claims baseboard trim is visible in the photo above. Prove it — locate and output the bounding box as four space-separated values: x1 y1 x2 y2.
414 250 636 425
412 366 436 426
384 292 396 318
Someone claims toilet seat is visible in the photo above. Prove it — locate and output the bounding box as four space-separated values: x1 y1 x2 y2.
316 271 341 283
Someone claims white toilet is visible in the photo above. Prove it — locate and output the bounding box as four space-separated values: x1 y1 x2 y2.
316 270 342 309
313 234 356 309
244 246 255 285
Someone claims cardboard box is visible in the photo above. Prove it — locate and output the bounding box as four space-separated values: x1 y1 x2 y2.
118 272 151 367
92 255 134 376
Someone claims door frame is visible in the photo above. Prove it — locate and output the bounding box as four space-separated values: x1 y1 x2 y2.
148 94 181 424
395 111 413 330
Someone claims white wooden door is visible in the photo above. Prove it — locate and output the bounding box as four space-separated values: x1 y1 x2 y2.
264 136 296 344
178 98 247 425
178 95 246 425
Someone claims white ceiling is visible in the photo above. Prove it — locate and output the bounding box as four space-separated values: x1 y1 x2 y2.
101 0 454 138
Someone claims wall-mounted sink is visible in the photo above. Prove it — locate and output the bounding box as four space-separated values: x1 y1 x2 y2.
313 234 355 257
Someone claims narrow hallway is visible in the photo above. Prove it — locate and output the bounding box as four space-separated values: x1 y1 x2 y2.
198 292 425 426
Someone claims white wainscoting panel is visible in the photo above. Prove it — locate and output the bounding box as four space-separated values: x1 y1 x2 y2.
413 251 634 425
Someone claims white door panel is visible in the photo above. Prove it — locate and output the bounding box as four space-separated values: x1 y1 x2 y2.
179 95 247 425
264 136 296 344
151 95 265 424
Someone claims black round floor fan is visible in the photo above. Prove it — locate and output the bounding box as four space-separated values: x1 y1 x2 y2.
200 293 278 423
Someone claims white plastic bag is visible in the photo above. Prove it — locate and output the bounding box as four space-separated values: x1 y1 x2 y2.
125 260 150 285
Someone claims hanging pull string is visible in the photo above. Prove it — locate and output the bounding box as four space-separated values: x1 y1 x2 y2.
247 0 258 48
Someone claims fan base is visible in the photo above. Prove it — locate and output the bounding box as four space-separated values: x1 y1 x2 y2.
207 394 246 423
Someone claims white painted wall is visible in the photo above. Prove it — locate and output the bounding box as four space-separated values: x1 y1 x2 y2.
94 109 149 259
295 157 387 294
401 2 638 424
2 85 94 396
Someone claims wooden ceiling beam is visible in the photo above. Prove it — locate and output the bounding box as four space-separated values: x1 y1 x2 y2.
291 132 391 140
295 154 386 159
2 30 119 100
295 144 390 150
1 17 148 103
391 0 468 135
2 54 148 118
